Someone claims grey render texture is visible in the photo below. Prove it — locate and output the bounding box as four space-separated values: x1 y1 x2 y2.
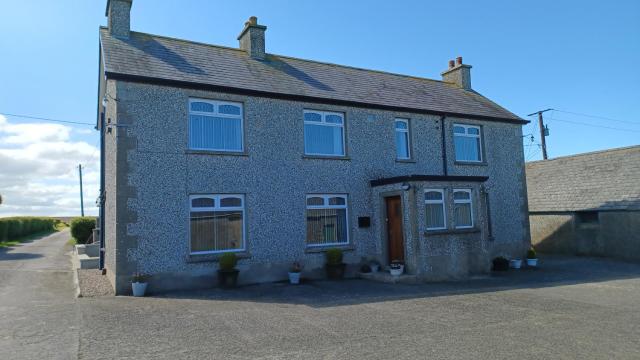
98 0 531 294
527 146 640 261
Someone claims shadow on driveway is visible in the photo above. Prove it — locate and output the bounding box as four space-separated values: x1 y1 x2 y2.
150 255 640 308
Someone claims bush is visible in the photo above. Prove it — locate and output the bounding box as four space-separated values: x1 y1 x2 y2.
492 256 509 271
527 248 537 259
219 253 237 271
325 248 343 265
70 217 96 244
0 217 57 242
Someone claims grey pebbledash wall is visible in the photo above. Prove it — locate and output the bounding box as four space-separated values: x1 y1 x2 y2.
104 79 530 294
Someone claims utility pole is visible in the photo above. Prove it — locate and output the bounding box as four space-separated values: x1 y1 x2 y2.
527 108 553 160
78 164 85 217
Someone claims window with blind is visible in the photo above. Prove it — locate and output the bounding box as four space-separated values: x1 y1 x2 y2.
453 124 482 162
189 99 243 152
189 195 245 254
453 189 473 229
425 189 446 230
306 194 349 246
395 118 410 159
303 110 345 156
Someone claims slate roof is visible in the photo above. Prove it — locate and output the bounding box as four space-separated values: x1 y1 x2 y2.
99 28 525 123
526 146 640 212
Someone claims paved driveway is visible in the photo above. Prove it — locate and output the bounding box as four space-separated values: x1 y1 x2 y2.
1 231 639 359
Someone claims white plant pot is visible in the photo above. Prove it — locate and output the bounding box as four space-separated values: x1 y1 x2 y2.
370 264 380 273
527 258 538 267
510 259 522 269
288 272 301 284
389 265 404 276
132 282 147 297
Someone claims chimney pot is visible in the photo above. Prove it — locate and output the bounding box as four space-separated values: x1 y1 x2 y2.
456 56 463 65
238 16 267 60
448 60 455 69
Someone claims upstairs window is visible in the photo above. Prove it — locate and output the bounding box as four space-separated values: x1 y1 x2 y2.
453 124 482 162
189 194 245 254
189 99 243 152
453 189 473 229
303 110 345 156
395 118 411 159
306 195 349 246
425 189 446 230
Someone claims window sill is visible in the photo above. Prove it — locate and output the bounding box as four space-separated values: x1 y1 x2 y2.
396 158 416 163
424 227 480 236
186 150 249 157
454 161 488 166
186 251 252 263
304 244 355 253
302 155 351 161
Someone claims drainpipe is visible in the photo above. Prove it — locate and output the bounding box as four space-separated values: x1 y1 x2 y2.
439 116 447 176
99 112 106 270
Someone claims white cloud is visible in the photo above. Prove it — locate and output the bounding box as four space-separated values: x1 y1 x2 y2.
0 115 99 217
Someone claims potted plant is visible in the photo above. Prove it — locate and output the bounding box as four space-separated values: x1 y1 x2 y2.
325 248 346 280
492 256 509 271
218 252 239 288
510 258 523 269
389 260 404 276
369 260 381 273
131 272 148 297
360 264 372 273
288 261 302 284
526 248 538 267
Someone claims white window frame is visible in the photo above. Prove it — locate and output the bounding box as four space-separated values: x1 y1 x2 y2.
188 98 244 152
303 110 346 156
395 118 411 160
453 189 474 229
305 194 349 247
453 124 483 162
188 194 246 255
424 189 447 231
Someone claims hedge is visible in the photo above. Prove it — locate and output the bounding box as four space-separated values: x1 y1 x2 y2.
70 217 97 244
0 217 58 242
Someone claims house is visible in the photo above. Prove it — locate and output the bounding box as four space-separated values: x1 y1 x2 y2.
97 0 531 294
527 146 640 261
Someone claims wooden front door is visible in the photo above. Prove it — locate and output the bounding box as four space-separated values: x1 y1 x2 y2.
385 196 405 263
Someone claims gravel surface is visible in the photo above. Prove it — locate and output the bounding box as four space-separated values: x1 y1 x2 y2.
77 269 114 297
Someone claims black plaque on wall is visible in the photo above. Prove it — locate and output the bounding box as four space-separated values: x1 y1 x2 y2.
358 216 371 228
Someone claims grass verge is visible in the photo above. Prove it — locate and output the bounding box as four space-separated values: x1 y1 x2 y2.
0 222 68 248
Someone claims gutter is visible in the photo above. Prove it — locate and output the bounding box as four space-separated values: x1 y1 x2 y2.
104 72 530 125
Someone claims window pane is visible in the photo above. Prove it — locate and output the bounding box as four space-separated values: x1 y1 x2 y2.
304 112 322 122
453 126 465 134
395 121 408 130
328 196 345 206
453 191 470 200
190 102 214 112
426 203 445 229
454 136 481 161
306 208 348 245
218 104 241 115
325 114 343 124
425 191 443 201
307 197 324 206
304 124 344 155
395 131 409 159
192 197 214 208
454 203 472 227
190 210 243 252
220 197 242 207
467 127 480 135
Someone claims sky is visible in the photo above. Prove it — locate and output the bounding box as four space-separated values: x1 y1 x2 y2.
0 0 638 217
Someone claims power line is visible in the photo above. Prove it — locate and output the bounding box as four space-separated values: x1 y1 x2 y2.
548 117 640 133
553 109 639 125
0 112 94 126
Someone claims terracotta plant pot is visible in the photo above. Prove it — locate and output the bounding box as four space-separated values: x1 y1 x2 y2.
218 269 239 288
325 263 346 280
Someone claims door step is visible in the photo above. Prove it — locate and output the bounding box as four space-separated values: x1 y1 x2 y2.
358 271 420 284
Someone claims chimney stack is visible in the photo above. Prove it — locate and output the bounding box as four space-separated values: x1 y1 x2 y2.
441 56 472 90
105 0 132 38
238 16 267 60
